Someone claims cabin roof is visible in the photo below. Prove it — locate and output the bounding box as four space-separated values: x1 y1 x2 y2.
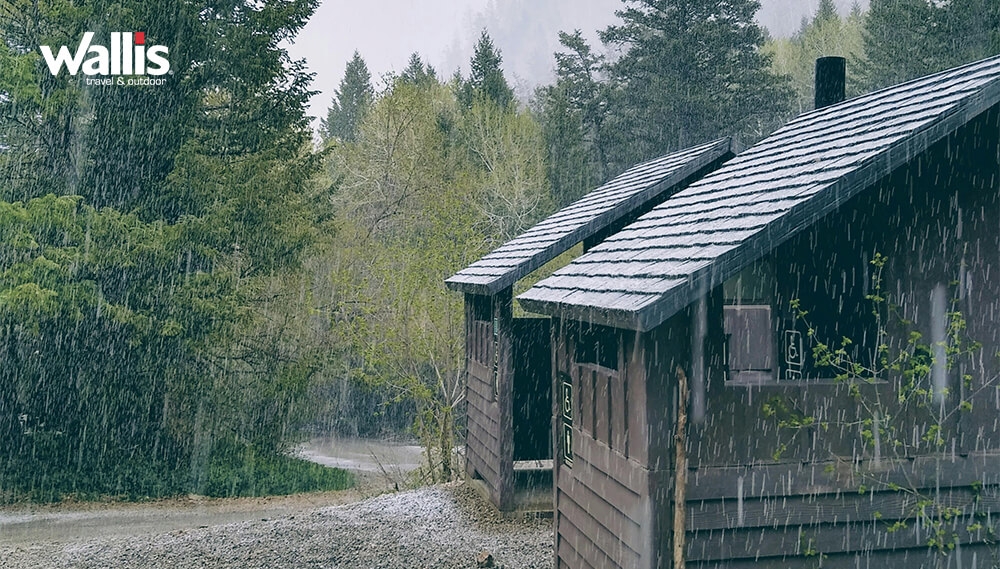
518 55 1000 332
444 138 733 296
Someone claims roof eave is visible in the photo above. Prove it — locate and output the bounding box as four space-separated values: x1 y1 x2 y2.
632 82 1000 331
443 277 499 296
444 138 734 297
523 69 1000 333
517 296 644 330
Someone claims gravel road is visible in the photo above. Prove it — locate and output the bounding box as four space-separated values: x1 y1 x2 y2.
0 483 552 569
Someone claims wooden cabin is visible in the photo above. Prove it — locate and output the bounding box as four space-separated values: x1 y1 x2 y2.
445 139 734 512
518 55 1000 568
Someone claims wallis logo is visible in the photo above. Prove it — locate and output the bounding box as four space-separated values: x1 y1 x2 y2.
40 32 170 77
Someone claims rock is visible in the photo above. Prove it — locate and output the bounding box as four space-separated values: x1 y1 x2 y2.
476 550 494 568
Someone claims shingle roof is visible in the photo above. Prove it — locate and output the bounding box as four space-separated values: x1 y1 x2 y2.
518 55 1000 331
444 138 733 296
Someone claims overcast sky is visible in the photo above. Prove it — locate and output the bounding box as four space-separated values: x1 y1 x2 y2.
286 0 870 129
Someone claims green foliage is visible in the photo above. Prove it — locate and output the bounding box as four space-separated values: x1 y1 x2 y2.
202 438 353 498
536 0 796 210
770 253 996 557
0 0 337 502
765 2 866 114
599 0 792 167
0 435 352 503
0 0 91 201
324 68 551 482
462 98 552 246
799 530 821 558
535 30 609 207
401 53 437 88
322 51 373 143
535 0 808 205
327 77 477 482
762 396 817 430
860 0 947 91
860 0 1000 92
459 30 515 110
815 0 838 25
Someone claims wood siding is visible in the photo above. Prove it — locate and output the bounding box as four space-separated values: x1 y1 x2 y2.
679 456 1000 568
552 107 1000 568
464 290 514 510
466 292 553 510
553 317 693 569
674 107 1000 568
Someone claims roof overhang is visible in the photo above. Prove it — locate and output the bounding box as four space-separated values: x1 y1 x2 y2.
444 138 734 296
518 56 1000 331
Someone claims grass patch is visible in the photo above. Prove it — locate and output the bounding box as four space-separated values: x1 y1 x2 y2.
0 436 353 503
203 441 354 498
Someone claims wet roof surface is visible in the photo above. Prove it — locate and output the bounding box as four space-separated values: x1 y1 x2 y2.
444 138 732 296
518 55 1000 331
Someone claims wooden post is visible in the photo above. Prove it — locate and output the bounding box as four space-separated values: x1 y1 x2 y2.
673 365 688 569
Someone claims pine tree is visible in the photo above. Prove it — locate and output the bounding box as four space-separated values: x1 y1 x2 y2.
941 0 1000 67
861 0 947 91
401 53 437 87
537 30 609 206
459 30 515 109
766 0 866 113
862 0 1000 92
0 0 327 497
815 0 839 25
599 0 792 169
323 51 373 143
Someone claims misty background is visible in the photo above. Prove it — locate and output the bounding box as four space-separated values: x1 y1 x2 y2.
287 0 871 126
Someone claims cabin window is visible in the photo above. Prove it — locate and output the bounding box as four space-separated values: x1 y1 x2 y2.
723 261 776 383
574 324 619 370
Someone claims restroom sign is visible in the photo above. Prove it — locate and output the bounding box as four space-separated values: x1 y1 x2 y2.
560 374 573 466
784 330 803 380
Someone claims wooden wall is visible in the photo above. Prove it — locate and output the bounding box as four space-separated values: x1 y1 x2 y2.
552 312 690 569
464 289 514 510
674 105 1000 568
553 105 1000 568
466 293 554 509
688 107 1000 465
679 455 1000 568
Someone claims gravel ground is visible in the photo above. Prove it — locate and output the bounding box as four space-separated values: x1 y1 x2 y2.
0 483 552 569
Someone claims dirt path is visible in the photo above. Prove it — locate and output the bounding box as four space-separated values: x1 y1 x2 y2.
294 436 425 475
0 475 381 546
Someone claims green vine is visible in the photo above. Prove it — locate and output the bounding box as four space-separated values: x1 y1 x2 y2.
768 253 999 560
